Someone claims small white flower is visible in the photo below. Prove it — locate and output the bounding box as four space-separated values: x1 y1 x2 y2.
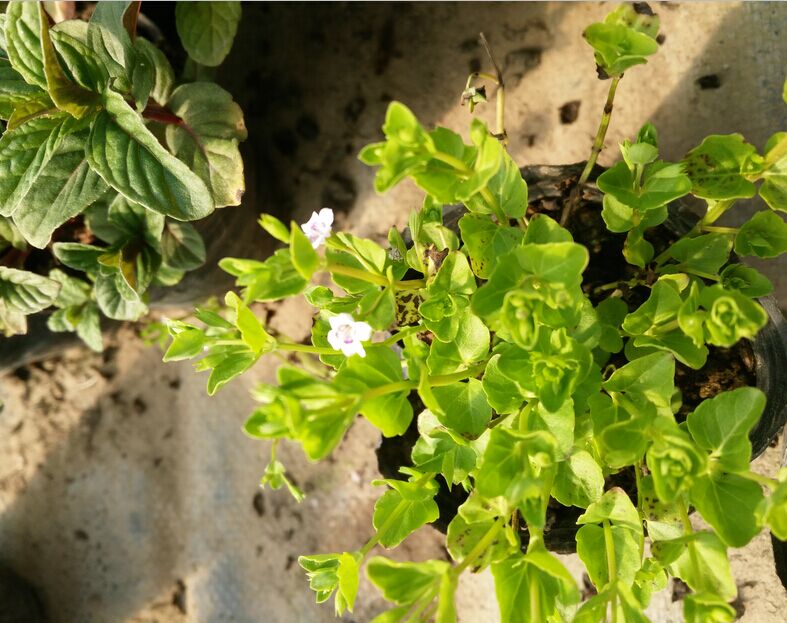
327 313 373 358
301 207 334 248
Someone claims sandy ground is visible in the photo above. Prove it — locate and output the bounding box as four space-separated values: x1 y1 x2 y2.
1 2 786 622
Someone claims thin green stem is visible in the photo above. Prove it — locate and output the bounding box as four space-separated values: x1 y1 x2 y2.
530 570 541 622
518 401 534 433
430 362 487 387
211 338 247 347
703 199 735 226
277 342 338 356
432 150 472 174
562 75 622 226
479 31 506 143
651 319 681 335
679 498 703 588
402 587 440 623
701 225 739 235
593 278 647 295
681 268 721 282
381 325 424 346
603 519 618 623
765 135 787 165
361 380 416 402
738 470 778 490
325 263 425 290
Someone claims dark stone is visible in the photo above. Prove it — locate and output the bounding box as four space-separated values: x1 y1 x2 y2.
697 74 721 89
344 96 366 123
559 100 581 124
272 128 298 156
321 174 356 212
296 115 320 141
252 491 266 517
633 2 655 16
172 580 187 614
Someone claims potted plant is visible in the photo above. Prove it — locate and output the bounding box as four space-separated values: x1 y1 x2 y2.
163 4 787 621
0 1 246 354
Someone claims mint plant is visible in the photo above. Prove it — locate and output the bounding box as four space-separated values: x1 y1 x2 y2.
165 4 787 621
0 1 245 348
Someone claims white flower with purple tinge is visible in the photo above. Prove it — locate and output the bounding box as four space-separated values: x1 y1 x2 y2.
301 208 334 248
327 313 373 358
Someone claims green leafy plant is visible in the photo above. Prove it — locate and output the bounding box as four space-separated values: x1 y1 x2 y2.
0 1 245 348
165 3 787 621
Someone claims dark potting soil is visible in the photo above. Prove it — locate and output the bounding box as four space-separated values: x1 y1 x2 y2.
377 168 765 552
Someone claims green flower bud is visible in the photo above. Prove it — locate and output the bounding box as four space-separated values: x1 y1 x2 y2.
683 593 736 623
700 285 767 347
502 289 540 349
419 293 456 323
646 430 705 503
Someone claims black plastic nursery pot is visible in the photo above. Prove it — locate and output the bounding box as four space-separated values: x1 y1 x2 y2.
376 163 787 554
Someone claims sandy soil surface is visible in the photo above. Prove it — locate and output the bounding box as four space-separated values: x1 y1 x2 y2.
1 2 786 622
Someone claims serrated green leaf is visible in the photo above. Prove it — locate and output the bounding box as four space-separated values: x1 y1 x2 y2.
492 551 579 623
258 213 289 244
165 82 247 207
665 233 732 275
87 88 214 221
720 264 773 298
690 472 763 547
39 4 100 118
0 265 59 315
290 221 320 280
429 379 491 438
683 593 736 623
220 249 307 302
552 449 604 508
446 513 513 572
426 309 489 375
5 1 47 89
475 428 557 520
160 221 206 271
372 478 439 548
366 557 449 607
0 113 76 218
583 8 659 77
734 210 787 258
481 353 525 414
0 57 45 120
86 1 134 86
654 532 736 601
175 1 241 67
52 241 105 272
94 271 147 321
686 386 765 471
411 410 477 486
133 37 175 106
458 214 524 278
50 25 110 92
11 129 108 248
760 132 787 212
335 347 412 437
598 161 691 213
225 290 275 355
683 134 760 200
